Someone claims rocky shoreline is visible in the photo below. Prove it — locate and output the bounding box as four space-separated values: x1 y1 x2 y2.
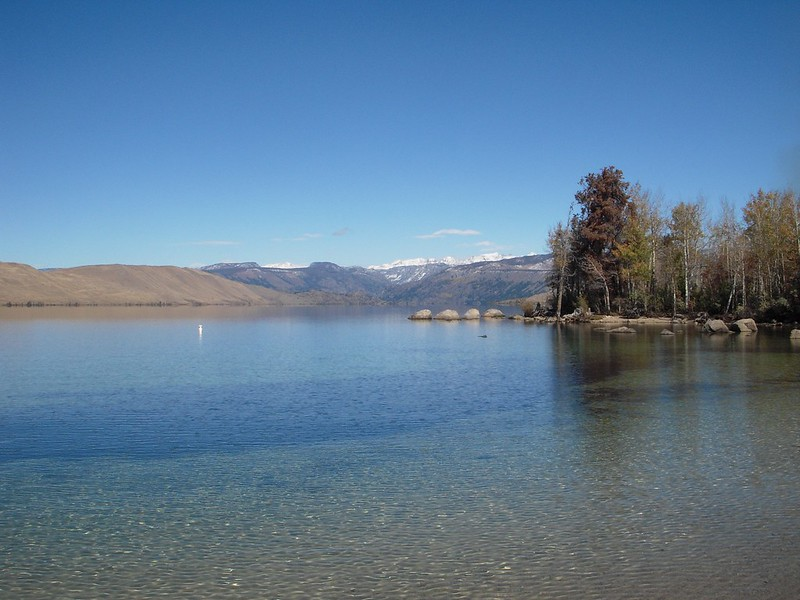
409 308 800 339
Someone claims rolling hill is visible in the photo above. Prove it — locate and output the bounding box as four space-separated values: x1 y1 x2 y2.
0 262 290 306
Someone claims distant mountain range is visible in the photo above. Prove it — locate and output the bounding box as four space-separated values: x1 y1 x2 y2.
0 253 552 307
0 262 355 307
202 253 553 307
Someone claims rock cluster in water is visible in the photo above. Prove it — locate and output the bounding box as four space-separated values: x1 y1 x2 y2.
702 317 758 335
408 308 506 321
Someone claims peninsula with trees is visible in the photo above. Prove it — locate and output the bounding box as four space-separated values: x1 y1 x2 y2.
547 166 799 323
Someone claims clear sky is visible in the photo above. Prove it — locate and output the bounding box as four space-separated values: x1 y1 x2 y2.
2 0 798 269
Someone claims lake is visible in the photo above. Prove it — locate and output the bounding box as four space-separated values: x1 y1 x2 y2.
1 306 799 599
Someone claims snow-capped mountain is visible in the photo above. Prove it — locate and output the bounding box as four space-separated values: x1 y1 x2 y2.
367 258 454 285
202 253 552 306
367 252 512 270
367 253 516 285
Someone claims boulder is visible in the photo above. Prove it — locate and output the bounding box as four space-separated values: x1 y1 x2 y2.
463 308 481 320
433 309 461 321
730 318 758 333
660 329 676 336
483 308 505 319
408 309 432 320
607 326 637 334
790 329 800 340
703 319 730 334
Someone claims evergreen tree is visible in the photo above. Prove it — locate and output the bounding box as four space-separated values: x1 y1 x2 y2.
570 166 631 314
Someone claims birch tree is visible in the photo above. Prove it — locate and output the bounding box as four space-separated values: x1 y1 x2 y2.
668 200 705 313
707 200 744 314
743 189 800 313
616 184 658 313
547 221 572 318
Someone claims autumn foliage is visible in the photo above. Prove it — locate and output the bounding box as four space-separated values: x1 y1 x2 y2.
548 167 800 321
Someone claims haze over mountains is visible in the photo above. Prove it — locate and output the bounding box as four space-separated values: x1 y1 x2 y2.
1 254 552 307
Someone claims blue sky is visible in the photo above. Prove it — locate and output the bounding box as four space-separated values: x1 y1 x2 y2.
2 0 798 269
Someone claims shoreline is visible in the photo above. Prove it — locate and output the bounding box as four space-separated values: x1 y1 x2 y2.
593 315 681 325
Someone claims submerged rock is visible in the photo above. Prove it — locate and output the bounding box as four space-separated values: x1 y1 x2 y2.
463 308 481 320
607 326 637 334
483 308 505 319
703 319 730 334
660 329 676 336
730 318 758 333
434 309 461 321
408 309 432 320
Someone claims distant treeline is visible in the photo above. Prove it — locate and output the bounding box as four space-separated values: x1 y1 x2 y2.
547 166 800 322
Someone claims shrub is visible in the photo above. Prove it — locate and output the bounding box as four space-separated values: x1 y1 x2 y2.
757 297 792 322
521 297 537 317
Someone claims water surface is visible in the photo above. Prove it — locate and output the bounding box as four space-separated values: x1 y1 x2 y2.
1 307 799 598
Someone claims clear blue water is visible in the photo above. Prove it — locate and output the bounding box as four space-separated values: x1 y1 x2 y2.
1 307 799 599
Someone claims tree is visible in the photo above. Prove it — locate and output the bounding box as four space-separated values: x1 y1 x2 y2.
668 200 705 313
705 200 745 314
547 221 572 318
543 167 799 319
570 166 631 314
578 254 612 314
792 190 800 263
743 189 800 317
614 184 654 313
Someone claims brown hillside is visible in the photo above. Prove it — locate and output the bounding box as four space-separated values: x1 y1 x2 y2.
0 262 291 306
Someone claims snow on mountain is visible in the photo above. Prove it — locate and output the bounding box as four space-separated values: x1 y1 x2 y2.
373 262 449 284
367 257 457 271
367 252 513 270
202 262 261 272
262 262 308 269
367 253 518 285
